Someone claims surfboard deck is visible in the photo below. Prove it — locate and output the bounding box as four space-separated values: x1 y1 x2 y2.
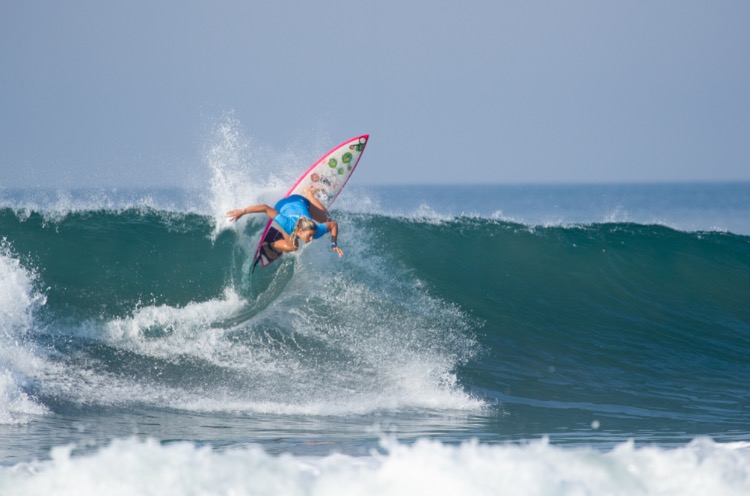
252 134 369 270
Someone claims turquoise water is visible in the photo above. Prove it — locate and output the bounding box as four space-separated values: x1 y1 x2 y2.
1 183 749 494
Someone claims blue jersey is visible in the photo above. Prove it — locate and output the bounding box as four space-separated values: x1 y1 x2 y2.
273 195 328 239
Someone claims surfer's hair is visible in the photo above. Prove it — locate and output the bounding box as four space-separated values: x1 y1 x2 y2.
292 217 316 244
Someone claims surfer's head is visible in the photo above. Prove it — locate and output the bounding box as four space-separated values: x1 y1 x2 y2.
292 217 316 244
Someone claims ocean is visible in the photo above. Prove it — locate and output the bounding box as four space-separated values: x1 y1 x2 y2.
1 178 749 494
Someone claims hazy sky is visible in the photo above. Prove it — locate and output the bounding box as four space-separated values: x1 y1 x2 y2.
1 1 748 187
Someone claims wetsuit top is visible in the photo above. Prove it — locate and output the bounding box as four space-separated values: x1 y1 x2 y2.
273 195 329 239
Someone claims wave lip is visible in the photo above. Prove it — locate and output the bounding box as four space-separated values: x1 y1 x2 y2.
340 183 750 235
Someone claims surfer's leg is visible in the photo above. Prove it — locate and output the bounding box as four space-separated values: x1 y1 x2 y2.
308 204 330 223
302 189 330 223
262 242 280 261
270 237 299 253
259 228 286 262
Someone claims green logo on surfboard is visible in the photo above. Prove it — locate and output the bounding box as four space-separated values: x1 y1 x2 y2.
328 158 338 168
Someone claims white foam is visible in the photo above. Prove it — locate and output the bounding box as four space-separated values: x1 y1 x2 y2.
2 436 749 496
258 218 483 414
0 242 49 424
43 211 482 416
68 274 481 415
96 288 248 364
0 369 48 425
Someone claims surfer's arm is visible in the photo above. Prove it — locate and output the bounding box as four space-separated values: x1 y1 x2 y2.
226 204 278 222
323 221 343 258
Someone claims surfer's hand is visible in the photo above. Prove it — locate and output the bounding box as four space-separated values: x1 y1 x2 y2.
331 244 344 258
226 209 244 222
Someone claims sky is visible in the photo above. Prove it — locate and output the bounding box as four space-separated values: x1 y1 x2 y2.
1 1 749 187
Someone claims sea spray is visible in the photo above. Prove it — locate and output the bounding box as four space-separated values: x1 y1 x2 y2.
203 114 333 239
0 241 49 424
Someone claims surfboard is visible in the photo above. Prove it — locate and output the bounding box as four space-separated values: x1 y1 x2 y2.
252 134 369 270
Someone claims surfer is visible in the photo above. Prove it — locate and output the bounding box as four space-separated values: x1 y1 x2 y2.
226 188 344 259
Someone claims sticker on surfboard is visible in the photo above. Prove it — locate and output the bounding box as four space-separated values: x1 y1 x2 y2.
253 134 369 270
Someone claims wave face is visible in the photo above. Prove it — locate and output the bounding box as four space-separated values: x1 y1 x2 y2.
2 201 748 432
366 214 750 434
0 206 480 422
